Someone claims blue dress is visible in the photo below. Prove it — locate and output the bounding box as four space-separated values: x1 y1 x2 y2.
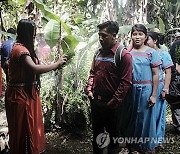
156 49 173 141
126 47 162 152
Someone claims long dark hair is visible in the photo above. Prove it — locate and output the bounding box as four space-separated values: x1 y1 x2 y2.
17 19 36 58
147 31 164 48
16 19 41 94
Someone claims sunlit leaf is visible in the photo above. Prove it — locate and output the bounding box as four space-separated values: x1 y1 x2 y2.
0 30 16 39
87 33 98 47
145 24 156 29
11 0 25 5
158 16 165 34
44 19 60 48
34 0 71 35
118 25 132 34
61 35 79 59
73 16 83 24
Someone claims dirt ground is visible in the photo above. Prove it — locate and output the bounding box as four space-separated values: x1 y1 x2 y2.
1 102 180 154
44 122 180 154
45 130 92 154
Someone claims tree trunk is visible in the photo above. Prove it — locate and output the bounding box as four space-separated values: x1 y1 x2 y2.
55 22 64 125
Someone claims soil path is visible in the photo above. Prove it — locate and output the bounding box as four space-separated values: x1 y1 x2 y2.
0 106 180 154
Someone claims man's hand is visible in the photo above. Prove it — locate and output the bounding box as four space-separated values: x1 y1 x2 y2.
107 99 118 108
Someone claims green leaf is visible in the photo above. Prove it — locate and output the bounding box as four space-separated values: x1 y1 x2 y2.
118 25 132 35
11 0 25 5
167 0 177 4
44 19 60 48
0 30 16 39
145 24 156 29
158 16 165 34
34 0 71 35
61 35 79 59
73 16 83 24
118 24 156 35
87 33 99 47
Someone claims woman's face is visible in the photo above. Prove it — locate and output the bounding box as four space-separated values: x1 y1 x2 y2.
147 36 156 48
131 30 147 47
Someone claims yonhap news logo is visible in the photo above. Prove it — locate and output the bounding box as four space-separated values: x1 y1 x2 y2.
96 132 110 149
96 133 174 148
112 137 174 144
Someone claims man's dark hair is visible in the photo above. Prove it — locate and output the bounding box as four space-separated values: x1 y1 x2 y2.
97 21 119 35
7 28 16 35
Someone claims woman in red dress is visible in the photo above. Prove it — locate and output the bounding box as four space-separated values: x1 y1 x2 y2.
5 19 67 154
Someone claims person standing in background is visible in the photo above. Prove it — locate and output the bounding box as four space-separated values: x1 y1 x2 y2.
147 31 173 145
1 28 16 82
153 28 169 52
166 31 180 134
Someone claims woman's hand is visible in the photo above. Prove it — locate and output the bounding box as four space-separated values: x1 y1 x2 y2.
148 95 156 107
57 55 67 69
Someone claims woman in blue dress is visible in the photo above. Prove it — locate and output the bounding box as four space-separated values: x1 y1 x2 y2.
147 31 173 143
125 24 162 153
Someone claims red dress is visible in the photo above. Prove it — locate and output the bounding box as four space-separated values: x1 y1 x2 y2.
0 64 2 96
5 43 45 154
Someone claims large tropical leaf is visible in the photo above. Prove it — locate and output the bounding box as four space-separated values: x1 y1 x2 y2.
61 35 79 59
34 0 71 35
44 19 60 48
87 33 99 47
145 24 156 29
118 24 156 35
158 16 165 34
11 0 25 5
118 25 132 35
167 0 178 3
0 30 16 39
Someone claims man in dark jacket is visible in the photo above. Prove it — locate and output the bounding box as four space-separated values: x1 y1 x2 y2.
168 32 180 134
85 21 132 154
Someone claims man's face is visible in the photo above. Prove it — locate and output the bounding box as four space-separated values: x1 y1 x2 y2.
98 28 115 49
